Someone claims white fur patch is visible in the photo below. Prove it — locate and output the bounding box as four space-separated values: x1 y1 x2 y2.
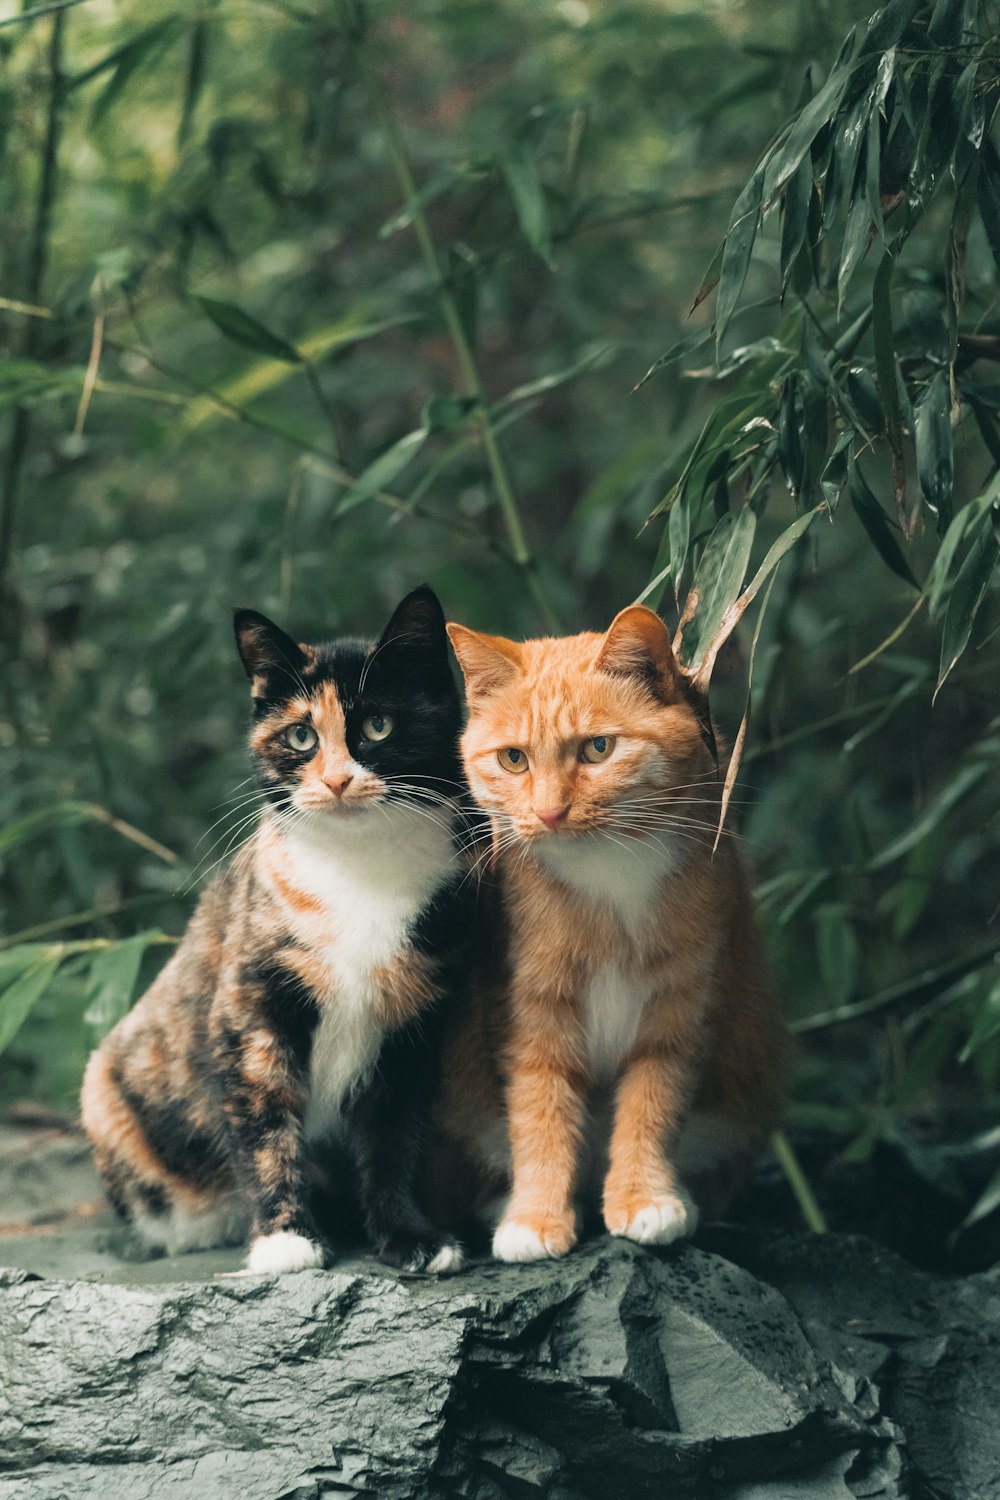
492 1219 573 1262
581 964 654 1080
534 829 682 935
133 1194 246 1256
425 1242 465 1276
674 1110 750 1177
610 1188 697 1246
245 1229 326 1274
266 806 457 1142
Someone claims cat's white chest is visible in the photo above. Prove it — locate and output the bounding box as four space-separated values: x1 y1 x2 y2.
271 810 456 1141
534 830 681 937
581 964 653 1079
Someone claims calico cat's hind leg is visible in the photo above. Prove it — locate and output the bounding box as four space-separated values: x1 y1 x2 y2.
81 1045 246 1257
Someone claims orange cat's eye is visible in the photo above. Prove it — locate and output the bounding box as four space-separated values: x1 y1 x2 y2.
580 735 616 764
497 747 529 774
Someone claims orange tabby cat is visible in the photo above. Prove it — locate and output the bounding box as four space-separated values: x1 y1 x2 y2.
443 605 786 1261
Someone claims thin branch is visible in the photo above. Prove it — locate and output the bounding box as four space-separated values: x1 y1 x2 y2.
791 942 999 1035
0 0 89 30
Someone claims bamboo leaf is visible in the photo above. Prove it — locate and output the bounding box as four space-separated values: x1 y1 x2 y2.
959 1163 1000 1232
0 953 63 1056
422 394 479 432
714 569 778 850
676 506 757 675
925 484 998 618
847 455 919 588
869 743 998 868
914 371 954 531
780 158 813 294
499 144 553 266
690 240 724 314
334 428 429 515
871 250 907 523
633 328 713 392
838 155 875 304
177 18 208 148
766 31 858 196
960 978 1000 1064
816 906 859 1008
180 313 418 431
936 524 999 696
83 935 151 1036
716 167 764 345
977 144 1000 272
495 346 615 410
194 297 302 363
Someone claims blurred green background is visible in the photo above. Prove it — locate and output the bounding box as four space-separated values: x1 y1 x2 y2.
0 0 997 1245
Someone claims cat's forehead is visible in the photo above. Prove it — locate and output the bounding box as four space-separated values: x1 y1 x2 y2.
299 638 371 700
475 666 647 744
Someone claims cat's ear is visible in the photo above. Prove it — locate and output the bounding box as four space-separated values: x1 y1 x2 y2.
377 585 448 655
375 585 454 686
447 624 523 700
233 609 307 698
596 605 678 695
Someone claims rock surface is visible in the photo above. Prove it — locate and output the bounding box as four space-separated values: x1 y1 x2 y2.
0 1131 997 1500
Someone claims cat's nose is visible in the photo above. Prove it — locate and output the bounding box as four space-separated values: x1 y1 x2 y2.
536 805 570 831
322 772 353 798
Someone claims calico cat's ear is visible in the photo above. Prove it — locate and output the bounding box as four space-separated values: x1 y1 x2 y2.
375 585 454 684
446 624 523 700
596 605 678 696
377 585 448 654
233 609 307 698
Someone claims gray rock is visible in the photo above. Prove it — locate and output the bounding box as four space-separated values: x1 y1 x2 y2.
0 1136 996 1500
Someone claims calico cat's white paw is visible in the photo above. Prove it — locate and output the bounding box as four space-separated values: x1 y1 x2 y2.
245 1230 326 1274
607 1189 697 1246
425 1242 466 1276
492 1218 576 1262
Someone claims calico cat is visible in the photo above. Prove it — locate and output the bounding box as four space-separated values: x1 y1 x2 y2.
441 604 786 1262
82 586 471 1275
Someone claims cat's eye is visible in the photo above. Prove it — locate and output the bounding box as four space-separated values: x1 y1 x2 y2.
361 713 394 743
581 735 616 764
497 747 528 774
284 723 318 752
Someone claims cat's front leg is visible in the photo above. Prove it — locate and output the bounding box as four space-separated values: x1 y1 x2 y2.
493 984 586 1263
215 1007 327 1274
349 1021 465 1276
602 1003 706 1247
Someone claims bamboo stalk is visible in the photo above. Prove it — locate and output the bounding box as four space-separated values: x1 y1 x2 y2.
0 9 66 616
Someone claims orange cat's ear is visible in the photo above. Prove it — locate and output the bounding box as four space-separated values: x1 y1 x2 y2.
446 624 523 700
595 605 678 694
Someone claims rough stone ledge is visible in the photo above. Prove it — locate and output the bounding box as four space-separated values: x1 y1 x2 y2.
1 1220 997 1500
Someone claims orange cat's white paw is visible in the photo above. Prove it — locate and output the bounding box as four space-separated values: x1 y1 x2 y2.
245 1230 326 1275
605 1189 697 1246
492 1218 576 1262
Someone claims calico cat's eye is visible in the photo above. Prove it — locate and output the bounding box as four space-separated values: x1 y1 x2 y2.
497 747 528 774
284 723 318 752
361 713 394 743
581 735 616 764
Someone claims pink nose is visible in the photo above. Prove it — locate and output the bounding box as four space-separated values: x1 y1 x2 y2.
537 805 570 831
322 773 353 797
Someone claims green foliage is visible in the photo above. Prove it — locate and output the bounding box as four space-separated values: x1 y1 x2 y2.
0 0 996 1220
